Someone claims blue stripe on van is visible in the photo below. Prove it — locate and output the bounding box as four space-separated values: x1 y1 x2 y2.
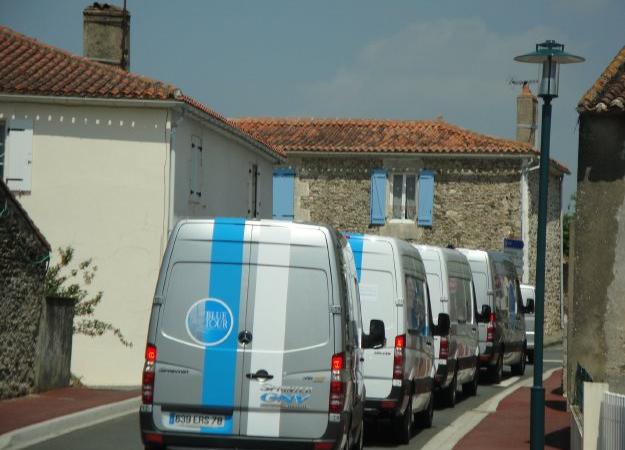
201 217 246 435
346 234 365 282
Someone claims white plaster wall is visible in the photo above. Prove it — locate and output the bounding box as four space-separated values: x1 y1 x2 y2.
0 101 170 386
172 115 274 221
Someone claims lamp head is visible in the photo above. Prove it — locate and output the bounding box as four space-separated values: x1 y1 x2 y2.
514 40 584 98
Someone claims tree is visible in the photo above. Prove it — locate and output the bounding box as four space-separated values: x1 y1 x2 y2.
45 247 131 347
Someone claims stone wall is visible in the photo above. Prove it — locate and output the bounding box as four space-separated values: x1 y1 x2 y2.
568 112 625 395
527 169 564 337
290 154 564 339
293 155 523 249
0 184 50 399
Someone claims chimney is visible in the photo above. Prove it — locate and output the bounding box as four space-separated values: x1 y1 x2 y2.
516 82 538 146
83 2 130 71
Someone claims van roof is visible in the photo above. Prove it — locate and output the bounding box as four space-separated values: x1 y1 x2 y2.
346 233 426 278
414 244 472 279
457 248 488 263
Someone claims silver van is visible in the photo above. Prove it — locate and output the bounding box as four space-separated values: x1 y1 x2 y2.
520 284 535 364
414 245 479 407
140 219 366 450
458 249 527 382
346 234 435 444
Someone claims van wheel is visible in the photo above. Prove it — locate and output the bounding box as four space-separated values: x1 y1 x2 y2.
462 368 479 396
392 399 413 444
415 393 434 429
511 348 526 375
527 349 534 364
443 371 457 407
489 354 503 383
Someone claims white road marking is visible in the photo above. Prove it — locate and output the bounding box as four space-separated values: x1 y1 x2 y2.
421 368 558 450
495 376 520 388
543 359 563 363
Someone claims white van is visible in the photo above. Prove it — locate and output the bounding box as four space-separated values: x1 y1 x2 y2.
347 234 435 444
140 219 367 450
458 249 527 381
520 284 536 364
414 245 479 407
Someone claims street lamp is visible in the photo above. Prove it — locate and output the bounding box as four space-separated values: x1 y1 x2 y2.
514 40 584 450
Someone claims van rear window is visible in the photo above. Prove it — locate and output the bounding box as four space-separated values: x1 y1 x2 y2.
359 269 395 336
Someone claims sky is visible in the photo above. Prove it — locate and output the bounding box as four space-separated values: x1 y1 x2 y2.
2 0 624 210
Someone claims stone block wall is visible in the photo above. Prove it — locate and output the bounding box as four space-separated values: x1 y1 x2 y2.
527 169 564 337
293 156 523 249
290 154 564 339
0 184 50 399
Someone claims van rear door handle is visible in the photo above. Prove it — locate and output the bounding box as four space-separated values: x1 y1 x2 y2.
246 369 273 381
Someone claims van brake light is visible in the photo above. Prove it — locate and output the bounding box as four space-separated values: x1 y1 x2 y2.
329 353 345 414
142 344 156 404
487 313 496 342
440 337 449 360
393 335 406 379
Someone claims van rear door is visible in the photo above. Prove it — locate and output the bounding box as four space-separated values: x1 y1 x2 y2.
152 219 251 437
239 224 334 439
349 237 397 400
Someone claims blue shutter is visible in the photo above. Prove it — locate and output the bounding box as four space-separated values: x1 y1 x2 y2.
370 169 387 225
417 170 435 227
272 168 295 220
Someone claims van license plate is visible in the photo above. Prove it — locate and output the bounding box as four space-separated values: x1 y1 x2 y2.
166 412 225 429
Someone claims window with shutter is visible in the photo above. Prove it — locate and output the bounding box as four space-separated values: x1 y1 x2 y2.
370 169 387 225
4 119 33 192
391 173 417 220
272 168 295 220
417 170 435 227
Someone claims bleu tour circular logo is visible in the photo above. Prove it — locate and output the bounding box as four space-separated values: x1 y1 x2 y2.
186 299 234 346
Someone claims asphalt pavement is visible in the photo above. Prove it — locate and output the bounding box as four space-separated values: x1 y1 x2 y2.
24 345 563 450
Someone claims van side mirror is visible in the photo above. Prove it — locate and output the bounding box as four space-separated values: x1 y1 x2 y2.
363 319 386 349
437 313 450 336
481 304 492 321
526 299 535 314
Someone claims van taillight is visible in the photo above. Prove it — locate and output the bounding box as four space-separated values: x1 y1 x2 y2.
440 337 449 360
142 344 156 404
487 313 496 342
329 353 345 414
393 335 406 379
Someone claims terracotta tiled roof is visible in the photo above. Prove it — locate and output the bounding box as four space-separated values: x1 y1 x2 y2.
578 45 625 113
234 117 569 174
234 117 536 154
0 25 284 159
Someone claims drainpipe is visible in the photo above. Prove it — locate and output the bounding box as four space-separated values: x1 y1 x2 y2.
169 112 184 236
521 158 531 284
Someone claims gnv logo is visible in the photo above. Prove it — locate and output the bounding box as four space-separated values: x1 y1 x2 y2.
186 299 234 346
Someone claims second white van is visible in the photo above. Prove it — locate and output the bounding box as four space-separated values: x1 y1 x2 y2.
347 234 435 444
414 245 479 407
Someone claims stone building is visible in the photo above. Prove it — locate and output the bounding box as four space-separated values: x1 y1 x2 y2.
569 44 625 396
235 86 568 337
0 180 50 399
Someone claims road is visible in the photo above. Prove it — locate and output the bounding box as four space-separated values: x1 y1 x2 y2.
26 345 563 450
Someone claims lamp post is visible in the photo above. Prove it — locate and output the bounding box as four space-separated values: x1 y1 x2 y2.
514 40 584 450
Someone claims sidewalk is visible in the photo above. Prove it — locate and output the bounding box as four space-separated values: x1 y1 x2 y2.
0 387 139 449
454 369 569 450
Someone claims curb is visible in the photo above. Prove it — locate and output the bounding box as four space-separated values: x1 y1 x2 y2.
421 368 559 450
0 396 140 450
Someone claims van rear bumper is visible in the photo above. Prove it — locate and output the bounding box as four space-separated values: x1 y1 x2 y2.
363 384 408 418
140 411 345 450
